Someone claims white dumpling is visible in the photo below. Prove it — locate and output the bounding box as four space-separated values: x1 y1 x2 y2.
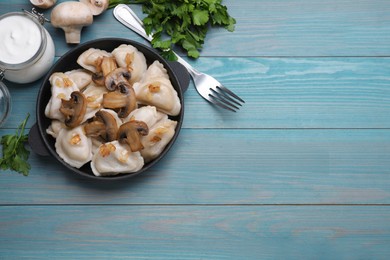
122 105 165 127
65 69 92 90
111 44 147 84
46 120 65 138
55 125 93 168
81 83 108 122
91 141 144 176
133 61 181 116
45 73 79 121
141 116 177 163
77 48 111 73
140 59 169 81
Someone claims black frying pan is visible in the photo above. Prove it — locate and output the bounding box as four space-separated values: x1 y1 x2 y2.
28 38 189 180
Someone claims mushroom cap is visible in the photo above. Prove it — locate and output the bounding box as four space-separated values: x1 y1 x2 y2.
80 0 109 16
118 120 149 152
102 86 137 118
30 0 57 9
59 91 87 128
51 1 93 27
84 110 119 142
105 67 131 91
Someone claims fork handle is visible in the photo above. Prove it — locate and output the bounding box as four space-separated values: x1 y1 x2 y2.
113 4 200 78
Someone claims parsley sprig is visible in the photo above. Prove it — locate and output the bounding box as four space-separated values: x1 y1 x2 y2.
0 113 31 176
109 0 236 59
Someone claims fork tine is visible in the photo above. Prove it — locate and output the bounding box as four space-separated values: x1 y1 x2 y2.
216 85 245 103
208 93 239 112
208 96 237 112
212 87 243 107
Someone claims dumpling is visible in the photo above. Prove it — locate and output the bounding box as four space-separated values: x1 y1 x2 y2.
46 120 65 138
77 48 112 73
133 61 181 116
141 116 177 163
91 141 144 176
55 125 93 168
45 73 79 121
111 44 147 84
65 69 92 90
81 83 108 122
140 59 169 81
123 105 165 127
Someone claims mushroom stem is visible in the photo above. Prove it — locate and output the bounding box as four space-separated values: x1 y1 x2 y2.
101 56 118 77
62 26 84 44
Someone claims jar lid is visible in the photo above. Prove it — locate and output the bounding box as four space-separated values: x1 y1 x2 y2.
0 81 11 127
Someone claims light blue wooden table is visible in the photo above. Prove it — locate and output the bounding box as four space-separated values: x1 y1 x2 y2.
1 0 390 258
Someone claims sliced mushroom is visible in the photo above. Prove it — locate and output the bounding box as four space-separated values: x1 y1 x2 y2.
84 110 119 142
91 73 105 86
118 120 149 152
102 85 137 118
104 67 131 91
59 91 87 128
92 56 118 86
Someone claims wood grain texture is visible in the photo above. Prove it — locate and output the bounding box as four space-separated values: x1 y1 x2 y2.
0 206 389 259
1 0 390 57
2 57 390 129
1 129 389 205
1 0 390 258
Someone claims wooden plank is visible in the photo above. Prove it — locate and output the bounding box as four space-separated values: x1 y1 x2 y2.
1 0 390 57
1 129 389 204
0 205 389 259
2 57 390 129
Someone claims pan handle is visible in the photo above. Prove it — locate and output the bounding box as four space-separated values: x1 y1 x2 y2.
28 123 49 156
168 61 190 93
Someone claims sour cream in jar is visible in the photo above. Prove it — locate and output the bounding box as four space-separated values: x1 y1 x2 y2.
0 11 55 84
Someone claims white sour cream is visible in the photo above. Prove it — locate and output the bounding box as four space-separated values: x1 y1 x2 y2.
0 12 55 84
0 15 41 64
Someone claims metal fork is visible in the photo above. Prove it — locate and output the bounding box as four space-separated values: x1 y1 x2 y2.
113 4 245 112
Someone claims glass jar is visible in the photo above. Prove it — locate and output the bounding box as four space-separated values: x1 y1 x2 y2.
0 81 11 127
0 9 55 84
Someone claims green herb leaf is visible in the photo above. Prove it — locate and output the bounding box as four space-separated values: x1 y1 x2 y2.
109 0 236 59
192 9 209 26
0 113 31 176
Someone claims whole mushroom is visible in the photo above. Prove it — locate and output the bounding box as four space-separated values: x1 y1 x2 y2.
51 1 93 44
30 0 57 9
80 0 109 16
